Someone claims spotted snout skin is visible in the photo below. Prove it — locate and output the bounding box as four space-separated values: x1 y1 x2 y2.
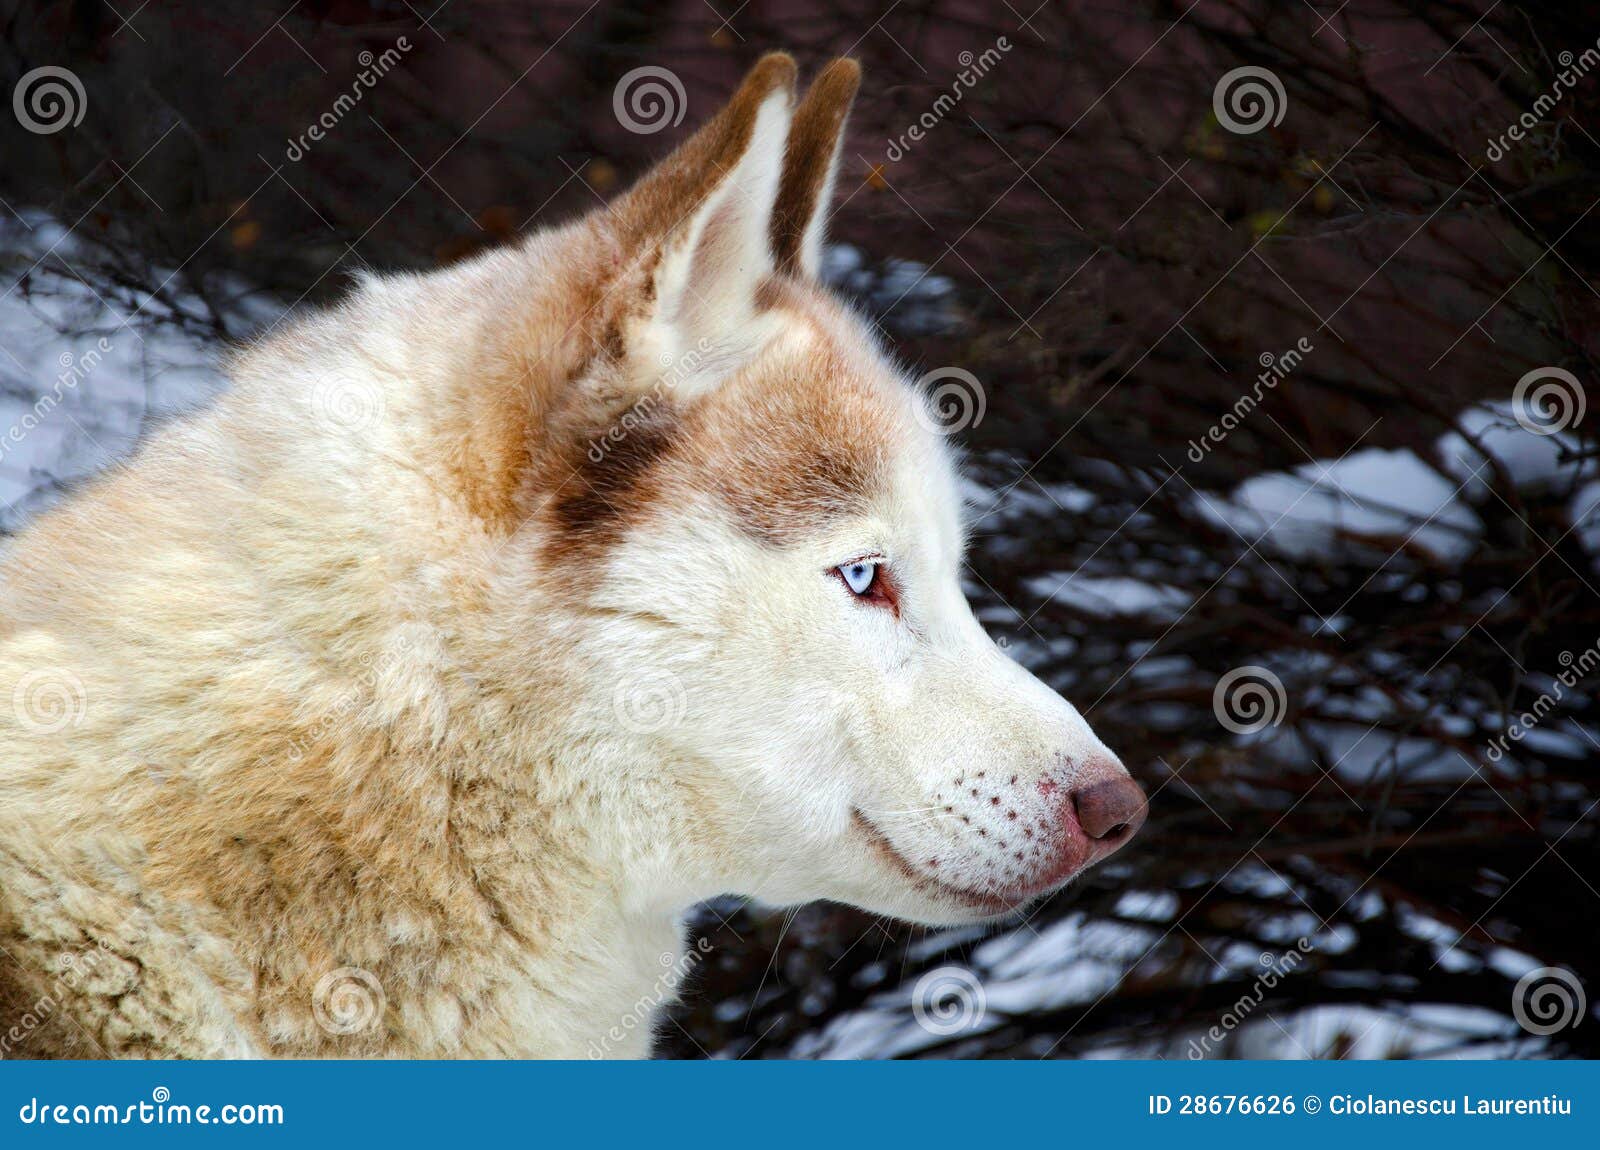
919 756 1148 905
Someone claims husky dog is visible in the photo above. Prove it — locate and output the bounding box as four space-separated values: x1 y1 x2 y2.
0 54 1145 1058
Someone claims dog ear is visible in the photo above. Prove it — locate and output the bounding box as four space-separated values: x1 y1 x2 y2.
771 58 860 279
612 54 797 383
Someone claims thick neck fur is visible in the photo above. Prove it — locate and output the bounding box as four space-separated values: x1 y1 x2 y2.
260 223 733 1050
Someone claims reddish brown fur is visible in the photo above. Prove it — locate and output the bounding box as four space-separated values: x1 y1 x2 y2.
772 59 861 274
612 54 799 251
692 292 896 546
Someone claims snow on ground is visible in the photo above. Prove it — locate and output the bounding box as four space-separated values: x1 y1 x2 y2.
1437 401 1596 499
0 212 274 532
791 907 1166 1060
790 864 1566 1060
1573 482 1600 557
1191 401 1598 570
1190 447 1485 565
1023 572 1191 619
822 244 962 335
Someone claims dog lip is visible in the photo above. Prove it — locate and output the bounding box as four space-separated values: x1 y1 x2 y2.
850 809 1036 914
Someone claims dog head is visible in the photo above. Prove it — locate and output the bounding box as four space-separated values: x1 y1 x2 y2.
536 55 1145 924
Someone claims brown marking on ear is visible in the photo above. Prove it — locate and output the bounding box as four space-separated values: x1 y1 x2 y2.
772 58 861 277
527 265 677 567
611 53 798 254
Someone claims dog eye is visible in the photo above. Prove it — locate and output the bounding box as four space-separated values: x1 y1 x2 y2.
839 561 877 595
832 558 899 615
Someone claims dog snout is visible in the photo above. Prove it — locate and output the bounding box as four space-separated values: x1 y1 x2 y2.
1072 772 1148 844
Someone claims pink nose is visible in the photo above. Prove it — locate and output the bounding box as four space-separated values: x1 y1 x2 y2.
1072 774 1148 843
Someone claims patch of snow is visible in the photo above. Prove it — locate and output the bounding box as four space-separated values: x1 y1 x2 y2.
1115 889 1180 921
1025 573 1191 619
0 213 275 531
1191 447 1483 565
1199 1002 1527 1060
1572 481 1600 560
1280 720 1473 785
1436 401 1594 500
822 243 961 335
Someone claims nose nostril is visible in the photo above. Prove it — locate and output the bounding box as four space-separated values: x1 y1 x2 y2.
1070 774 1148 842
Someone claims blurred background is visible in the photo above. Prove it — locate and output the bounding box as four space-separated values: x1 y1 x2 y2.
2 0 1597 1058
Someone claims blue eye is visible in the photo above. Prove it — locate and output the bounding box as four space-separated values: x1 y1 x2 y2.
832 559 899 614
839 561 877 595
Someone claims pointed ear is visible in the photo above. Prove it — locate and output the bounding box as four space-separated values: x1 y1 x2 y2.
652 82 791 346
610 54 797 371
771 58 860 279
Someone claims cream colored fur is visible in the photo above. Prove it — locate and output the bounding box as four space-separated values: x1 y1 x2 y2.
0 56 1138 1059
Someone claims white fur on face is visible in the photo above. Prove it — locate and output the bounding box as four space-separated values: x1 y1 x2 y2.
588 320 1135 927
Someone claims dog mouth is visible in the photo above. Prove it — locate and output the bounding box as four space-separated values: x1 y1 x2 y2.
850 809 1032 916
